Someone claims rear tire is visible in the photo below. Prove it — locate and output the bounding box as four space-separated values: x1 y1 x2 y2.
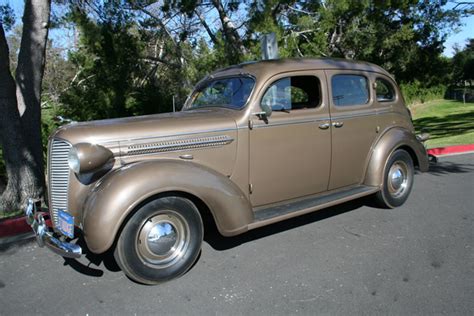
114 196 203 285
375 149 414 208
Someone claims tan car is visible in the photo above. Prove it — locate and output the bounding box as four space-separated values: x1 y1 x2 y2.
26 58 429 284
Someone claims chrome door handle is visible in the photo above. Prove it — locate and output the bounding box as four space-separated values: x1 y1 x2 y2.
319 123 330 130
332 121 344 128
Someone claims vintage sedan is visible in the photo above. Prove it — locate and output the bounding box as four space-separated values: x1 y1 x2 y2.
26 58 429 284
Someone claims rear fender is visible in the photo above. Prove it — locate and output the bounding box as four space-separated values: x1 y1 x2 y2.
82 159 253 253
364 127 429 187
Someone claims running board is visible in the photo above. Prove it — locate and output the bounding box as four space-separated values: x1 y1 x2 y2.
248 185 379 230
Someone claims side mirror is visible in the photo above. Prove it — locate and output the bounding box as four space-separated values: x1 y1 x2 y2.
252 103 272 124
260 102 273 118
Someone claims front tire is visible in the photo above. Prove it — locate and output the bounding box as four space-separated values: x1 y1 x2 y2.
114 196 203 285
375 149 414 208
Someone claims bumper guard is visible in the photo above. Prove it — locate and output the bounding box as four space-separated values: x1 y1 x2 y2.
25 199 82 258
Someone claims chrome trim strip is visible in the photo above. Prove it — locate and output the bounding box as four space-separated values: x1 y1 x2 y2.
125 135 234 156
100 127 237 145
376 109 393 114
252 117 330 129
330 111 376 120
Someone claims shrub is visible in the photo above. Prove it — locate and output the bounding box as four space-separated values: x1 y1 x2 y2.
400 81 447 106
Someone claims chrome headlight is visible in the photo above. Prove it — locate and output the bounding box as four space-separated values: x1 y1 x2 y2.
68 147 81 174
68 143 114 175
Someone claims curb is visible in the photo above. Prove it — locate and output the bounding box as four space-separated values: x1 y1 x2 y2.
1 143 473 241
427 144 474 157
0 212 50 244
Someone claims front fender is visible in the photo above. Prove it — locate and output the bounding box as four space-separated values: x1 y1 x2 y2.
364 127 429 187
82 159 253 253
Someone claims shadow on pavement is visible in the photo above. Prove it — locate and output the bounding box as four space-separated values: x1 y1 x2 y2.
62 235 120 278
0 237 34 255
62 198 370 278
427 160 474 176
204 198 368 251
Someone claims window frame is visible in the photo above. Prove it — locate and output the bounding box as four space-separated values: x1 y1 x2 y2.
259 75 323 111
330 73 371 108
374 77 397 103
183 74 256 111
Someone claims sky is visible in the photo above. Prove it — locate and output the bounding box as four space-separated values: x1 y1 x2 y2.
443 13 474 57
3 0 474 57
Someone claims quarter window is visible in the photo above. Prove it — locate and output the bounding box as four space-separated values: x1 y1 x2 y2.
375 78 396 102
331 75 369 106
261 76 321 111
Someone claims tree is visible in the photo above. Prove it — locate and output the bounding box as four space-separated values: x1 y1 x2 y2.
247 0 461 85
0 0 51 214
452 38 474 86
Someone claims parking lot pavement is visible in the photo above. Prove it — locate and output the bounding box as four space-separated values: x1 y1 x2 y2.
1 153 473 315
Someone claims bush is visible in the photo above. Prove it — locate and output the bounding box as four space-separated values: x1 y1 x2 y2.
400 81 447 106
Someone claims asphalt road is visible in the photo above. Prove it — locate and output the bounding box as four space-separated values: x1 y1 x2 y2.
1 153 473 315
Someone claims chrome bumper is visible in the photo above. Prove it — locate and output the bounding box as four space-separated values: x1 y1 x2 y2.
25 199 82 258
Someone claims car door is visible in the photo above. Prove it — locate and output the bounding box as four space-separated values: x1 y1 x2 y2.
326 71 379 190
249 71 331 207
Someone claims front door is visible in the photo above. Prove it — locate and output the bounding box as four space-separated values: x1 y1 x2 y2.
326 71 379 190
249 72 331 207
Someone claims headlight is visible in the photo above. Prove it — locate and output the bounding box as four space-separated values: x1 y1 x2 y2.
68 143 114 175
68 147 81 174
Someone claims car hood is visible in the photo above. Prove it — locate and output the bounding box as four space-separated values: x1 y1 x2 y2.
52 108 238 147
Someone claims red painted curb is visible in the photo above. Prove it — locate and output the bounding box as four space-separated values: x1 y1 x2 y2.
427 144 474 156
0 213 51 238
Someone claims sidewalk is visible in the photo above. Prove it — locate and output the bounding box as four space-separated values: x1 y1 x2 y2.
1 144 473 244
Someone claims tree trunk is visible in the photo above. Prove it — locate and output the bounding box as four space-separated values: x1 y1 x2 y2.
211 0 247 62
0 0 51 214
16 0 51 181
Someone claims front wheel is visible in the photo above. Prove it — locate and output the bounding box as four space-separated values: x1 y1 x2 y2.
114 196 203 285
375 149 414 208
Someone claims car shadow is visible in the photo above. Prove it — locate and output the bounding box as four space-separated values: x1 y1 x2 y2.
204 198 368 251
62 235 121 277
64 197 369 277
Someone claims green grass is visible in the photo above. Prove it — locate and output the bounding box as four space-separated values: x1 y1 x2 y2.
0 209 23 220
411 100 474 148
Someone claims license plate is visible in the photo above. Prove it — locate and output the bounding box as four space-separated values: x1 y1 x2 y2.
57 210 74 239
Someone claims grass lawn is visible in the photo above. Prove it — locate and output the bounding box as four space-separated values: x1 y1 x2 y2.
411 99 474 148
0 209 23 220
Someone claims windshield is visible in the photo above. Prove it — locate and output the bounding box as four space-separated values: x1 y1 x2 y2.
185 76 255 110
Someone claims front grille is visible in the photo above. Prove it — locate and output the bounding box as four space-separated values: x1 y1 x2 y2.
49 139 72 228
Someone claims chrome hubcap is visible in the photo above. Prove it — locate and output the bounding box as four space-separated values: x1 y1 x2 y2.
388 161 409 198
137 211 190 269
147 222 178 256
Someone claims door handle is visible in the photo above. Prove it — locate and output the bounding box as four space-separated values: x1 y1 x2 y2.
319 123 330 130
332 121 344 128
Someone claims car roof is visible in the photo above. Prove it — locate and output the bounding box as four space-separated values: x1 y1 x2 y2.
208 57 393 80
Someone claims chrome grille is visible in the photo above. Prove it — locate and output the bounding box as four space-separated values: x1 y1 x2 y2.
49 139 71 228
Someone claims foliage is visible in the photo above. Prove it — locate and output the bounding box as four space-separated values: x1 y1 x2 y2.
246 0 460 86
451 38 474 86
0 4 15 31
412 100 474 148
400 82 447 105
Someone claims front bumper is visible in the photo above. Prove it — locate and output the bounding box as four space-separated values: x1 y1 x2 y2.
25 199 82 258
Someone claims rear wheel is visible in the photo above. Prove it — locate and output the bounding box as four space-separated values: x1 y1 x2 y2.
375 149 414 208
114 196 203 285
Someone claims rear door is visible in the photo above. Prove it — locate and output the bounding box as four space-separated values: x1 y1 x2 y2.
326 71 379 190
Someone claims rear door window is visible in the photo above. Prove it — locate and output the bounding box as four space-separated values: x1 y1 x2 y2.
375 78 396 102
331 75 369 106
